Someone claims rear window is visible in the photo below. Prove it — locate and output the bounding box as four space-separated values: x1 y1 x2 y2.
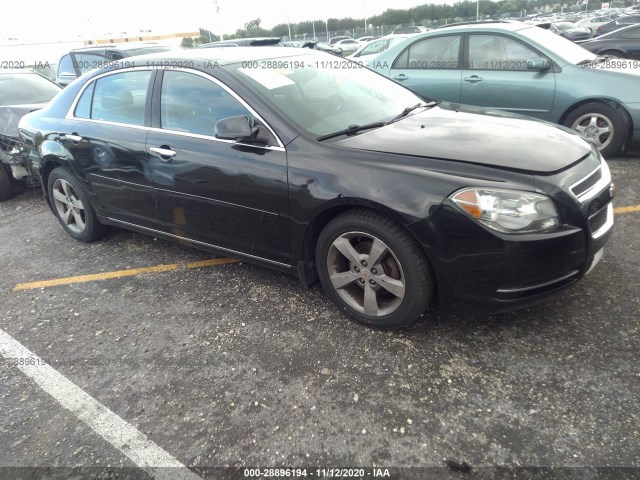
0 73 61 106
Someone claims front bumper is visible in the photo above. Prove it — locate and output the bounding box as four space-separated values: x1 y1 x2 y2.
407 165 614 308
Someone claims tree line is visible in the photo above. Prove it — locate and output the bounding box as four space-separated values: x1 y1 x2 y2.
181 0 631 46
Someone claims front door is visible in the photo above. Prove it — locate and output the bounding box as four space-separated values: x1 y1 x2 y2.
460 34 556 120
147 70 290 264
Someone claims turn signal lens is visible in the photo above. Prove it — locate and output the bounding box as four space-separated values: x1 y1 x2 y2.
450 188 560 233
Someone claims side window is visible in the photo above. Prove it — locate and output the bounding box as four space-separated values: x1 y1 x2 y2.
91 71 152 125
393 36 461 69
468 35 539 71
58 54 75 76
74 53 110 75
620 27 640 39
160 71 252 136
74 82 95 118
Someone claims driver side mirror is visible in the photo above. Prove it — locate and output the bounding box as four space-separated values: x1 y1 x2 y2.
527 57 551 71
214 115 269 146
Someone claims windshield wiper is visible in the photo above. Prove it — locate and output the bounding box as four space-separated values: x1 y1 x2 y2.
388 101 437 123
316 122 387 141
316 101 439 142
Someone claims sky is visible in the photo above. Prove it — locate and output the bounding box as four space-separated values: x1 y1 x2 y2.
3 0 458 42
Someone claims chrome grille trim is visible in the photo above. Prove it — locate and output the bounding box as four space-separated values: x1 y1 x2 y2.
569 160 612 203
590 203 614 240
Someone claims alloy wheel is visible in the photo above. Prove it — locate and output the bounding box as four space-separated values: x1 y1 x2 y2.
326 232 406 317
51 178 86 234
571 113 613 150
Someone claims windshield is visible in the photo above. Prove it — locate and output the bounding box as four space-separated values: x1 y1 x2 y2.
0 72 61 106
232 54 423 137
519 25 596 64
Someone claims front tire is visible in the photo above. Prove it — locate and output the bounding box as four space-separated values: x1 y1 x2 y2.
47 167 108 242
316 209 433 329
564 102 626 157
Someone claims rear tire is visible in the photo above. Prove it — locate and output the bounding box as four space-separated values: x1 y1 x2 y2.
564 102 626 158
316 209 433 329
47 167 108 242
0 165 12 201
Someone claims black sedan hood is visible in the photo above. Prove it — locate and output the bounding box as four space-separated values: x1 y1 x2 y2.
0 103 48 139
335 102 591 174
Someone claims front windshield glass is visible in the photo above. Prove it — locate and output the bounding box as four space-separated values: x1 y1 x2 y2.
519 25 596 64
0 72 61 106
232 54 423 137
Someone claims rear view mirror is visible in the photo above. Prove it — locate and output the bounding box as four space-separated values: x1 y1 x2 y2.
214 115 269 145
527 57 551 71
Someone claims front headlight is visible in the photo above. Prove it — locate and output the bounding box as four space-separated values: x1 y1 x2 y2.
450 188 560 234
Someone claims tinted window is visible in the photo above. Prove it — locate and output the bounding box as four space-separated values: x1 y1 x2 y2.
160 71 251 136
91 71 152 125
468 34 538 71
74 53 109 75
393 35 460 69
74 82 95 118
0 73 61 106
58 54 75 76
620 26 640 38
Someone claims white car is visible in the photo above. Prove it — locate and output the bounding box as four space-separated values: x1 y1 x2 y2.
355 36 376 47
347 34 419 63
333 38 359 54
576 14 621 34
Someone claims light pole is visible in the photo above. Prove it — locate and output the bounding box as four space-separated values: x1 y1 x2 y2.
476 0 480 21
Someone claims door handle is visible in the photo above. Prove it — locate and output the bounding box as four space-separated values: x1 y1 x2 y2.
65 133 83 142
464 75 483 83
149 146 177 162
392 74 409 81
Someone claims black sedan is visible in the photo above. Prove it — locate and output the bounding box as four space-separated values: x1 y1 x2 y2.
593 14 640 37
580 24 640 59
18 48 614 329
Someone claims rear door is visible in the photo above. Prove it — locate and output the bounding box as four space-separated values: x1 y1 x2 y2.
386 34 463 102
61 69 165 228
460 33 556 120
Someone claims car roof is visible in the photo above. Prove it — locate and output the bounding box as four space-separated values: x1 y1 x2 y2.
128 46 318 66
436 20 531 32
199 37 281 47
69 42 168 53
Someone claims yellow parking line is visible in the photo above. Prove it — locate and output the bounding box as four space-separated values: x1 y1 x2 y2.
614 205 640 214
13 258 238 292
186 258 239 269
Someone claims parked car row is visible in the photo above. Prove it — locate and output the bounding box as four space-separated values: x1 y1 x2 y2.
368 20 640 157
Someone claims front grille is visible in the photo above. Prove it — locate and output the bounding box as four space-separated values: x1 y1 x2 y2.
571 168 602 197
589 205 609 233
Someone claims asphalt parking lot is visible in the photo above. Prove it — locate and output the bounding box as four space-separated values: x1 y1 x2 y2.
0 152 639 480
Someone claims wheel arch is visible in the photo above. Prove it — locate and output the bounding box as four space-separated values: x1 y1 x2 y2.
297 198 431 289
559 98 634 147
